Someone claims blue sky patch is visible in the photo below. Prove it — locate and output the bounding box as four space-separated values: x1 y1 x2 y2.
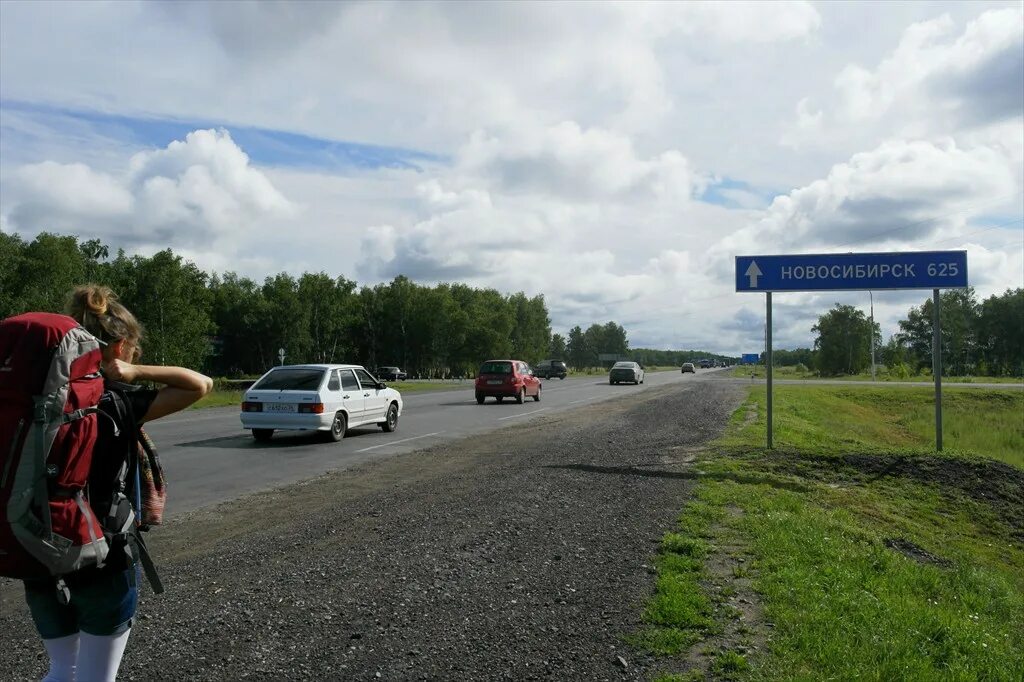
0 99 445 172
700 176 779 210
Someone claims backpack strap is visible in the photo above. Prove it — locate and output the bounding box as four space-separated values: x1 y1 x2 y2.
102 387 164 594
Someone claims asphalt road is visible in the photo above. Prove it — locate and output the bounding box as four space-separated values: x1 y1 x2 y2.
147 368 1020 517
149 368 726 517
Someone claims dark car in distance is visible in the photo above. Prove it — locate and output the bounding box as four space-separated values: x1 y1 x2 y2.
375 366 407 381
534 359 568 379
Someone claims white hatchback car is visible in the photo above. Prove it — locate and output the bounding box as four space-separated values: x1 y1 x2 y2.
240 364 403 442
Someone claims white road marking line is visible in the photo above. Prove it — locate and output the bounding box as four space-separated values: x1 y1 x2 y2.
497 408 549 421
355 432 443 453
568 397 597 404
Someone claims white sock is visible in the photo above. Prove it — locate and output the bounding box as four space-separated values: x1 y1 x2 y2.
75 629 131 682
41 633 79 682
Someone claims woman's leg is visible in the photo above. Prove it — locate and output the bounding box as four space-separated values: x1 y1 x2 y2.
24 580 80 681
40 633 79 682
75 630 131 682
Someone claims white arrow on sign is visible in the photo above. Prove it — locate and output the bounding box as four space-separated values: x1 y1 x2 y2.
745 260 763 288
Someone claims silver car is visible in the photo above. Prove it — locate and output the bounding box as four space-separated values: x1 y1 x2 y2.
241 364 403 442
609 361 645 385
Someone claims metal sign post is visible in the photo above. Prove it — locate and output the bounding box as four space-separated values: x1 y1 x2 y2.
278 347 286 366
736 250 966 452
932 289 943 451
870 291 876 382
766 292 773 449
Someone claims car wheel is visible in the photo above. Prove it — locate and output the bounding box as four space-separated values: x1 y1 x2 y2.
533 386 541 402
497 396 504 403
476 393 485 405
326 412 347 442
252 429 273 442
516 387 525 404
560 375 565 380
380 403 399 432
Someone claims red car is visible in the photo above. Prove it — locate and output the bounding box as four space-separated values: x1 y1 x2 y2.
475 359 541 404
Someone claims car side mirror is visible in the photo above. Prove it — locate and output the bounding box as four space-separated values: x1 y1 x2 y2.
377 382 387 390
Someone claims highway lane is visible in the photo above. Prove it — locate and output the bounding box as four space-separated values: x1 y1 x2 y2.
146 368 725 517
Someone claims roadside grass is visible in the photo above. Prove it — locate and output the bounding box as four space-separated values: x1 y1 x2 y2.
191 389 245 409
730 365 1023 384
638 385 1024 680
720 385 1023 468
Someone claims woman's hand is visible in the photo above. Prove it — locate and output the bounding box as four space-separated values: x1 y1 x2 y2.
103 358 140 383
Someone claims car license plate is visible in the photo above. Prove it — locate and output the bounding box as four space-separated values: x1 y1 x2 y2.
487 380 502 385
264 403 296 413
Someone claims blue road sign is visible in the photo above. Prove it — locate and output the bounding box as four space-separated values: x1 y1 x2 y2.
735 251 967 292
741 353 760 364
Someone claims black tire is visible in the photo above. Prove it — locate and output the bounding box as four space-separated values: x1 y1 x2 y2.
497 396 504 403
380 403 399 432
326 412 347 442
252 429 273 442
476 393 485 405
516 387 525 404
559 375 565 380
533 386 541 402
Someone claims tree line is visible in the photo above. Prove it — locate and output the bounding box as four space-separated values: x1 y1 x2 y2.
2 232 699 377
792 288 1023 377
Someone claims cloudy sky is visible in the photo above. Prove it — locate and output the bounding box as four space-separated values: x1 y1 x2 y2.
1 1 1022 353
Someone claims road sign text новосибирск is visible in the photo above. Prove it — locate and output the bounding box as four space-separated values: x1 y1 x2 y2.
735 251 968 292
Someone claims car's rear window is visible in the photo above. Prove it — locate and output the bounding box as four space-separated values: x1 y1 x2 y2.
479 361 513 374
252 368 325 390
613 362 633 368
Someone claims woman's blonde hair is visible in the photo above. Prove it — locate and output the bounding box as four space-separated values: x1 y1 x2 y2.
65 285 144 358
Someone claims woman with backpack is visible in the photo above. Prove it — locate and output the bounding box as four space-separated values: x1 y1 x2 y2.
22 285 213 682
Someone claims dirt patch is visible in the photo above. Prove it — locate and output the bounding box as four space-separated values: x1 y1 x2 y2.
758 450 1024 535
884 538 952 568
685 510 766 680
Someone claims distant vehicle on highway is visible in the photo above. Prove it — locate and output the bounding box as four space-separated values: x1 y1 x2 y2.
698 359 712 369
475 359 541 404
609 361 645 385
534 359 568 379
241 364 403 442
681 362 695 373
375 366 407 381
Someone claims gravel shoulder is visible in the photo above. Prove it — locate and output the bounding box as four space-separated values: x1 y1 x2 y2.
1 379 744 681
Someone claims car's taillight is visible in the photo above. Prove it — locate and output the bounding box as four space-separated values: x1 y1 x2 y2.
242 401 262 412
298 403 325 414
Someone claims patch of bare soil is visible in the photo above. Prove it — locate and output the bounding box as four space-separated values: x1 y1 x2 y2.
759 450 1024 535
685 506 766 681
884 538 952 567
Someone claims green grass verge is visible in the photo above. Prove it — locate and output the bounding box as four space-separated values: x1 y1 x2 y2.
731 365 1023 384
637 386 1024 680
720 385 1023 468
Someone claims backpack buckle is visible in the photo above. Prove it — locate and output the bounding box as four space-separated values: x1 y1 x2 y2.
55 578 70 606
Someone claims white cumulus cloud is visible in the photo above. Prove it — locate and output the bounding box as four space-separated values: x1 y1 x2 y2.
4 129 294 247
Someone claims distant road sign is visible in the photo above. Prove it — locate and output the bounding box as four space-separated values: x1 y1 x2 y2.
741 353 760 364
735 251 967 292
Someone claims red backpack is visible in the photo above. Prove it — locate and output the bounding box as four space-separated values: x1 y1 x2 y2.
0 313 109 581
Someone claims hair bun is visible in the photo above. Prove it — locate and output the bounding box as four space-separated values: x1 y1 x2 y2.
85 286 109 316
